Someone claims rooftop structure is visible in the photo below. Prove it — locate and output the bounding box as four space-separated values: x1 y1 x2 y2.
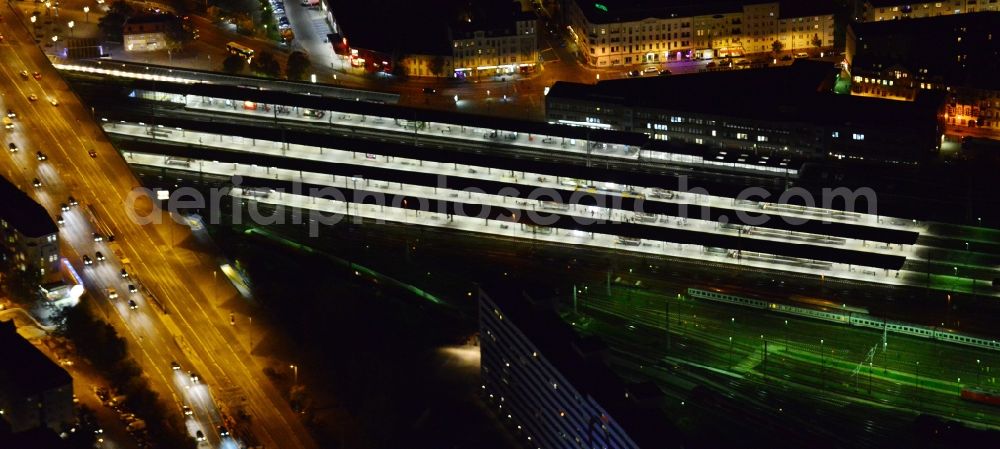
0 175 57 239
546 60 943 164
848 12 1000 131
0 321 74 433
479 288 684 449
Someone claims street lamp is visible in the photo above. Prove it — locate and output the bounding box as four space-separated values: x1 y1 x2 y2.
83 6 90 23
784 319 788 350
820 339 825 388
289 364 298 384
30 15 37 36
68 20 74 37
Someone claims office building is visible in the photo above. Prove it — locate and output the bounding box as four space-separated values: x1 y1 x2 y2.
0 321 74 434
545 59 943 164
479 288 683 449
0 175 59 276
564 0 835 67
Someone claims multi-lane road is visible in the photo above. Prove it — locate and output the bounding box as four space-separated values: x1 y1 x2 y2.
1 6 314 449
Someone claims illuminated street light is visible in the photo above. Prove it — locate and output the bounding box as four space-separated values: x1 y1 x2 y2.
289 364 298 384
310 73 316 83
68 20 74 37
83 6 90 22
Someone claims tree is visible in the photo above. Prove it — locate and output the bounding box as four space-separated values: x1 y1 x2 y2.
427 55 447 77
811 34 823 49
222 53 248 74
771 40 784 55
286 51 311 80
251 51 282 78
97 0 136 42
165 16 194 49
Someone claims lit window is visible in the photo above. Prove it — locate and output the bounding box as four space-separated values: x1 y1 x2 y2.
757 135 767 142
736 133 748 140
852 133 865 141
711 130 717 137
831 131 839 138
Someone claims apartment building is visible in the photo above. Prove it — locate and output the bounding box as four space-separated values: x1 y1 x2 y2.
0 175 59 277
862 0 1000 21
564 0 834 67
848 12 1000 132
452 10 539 78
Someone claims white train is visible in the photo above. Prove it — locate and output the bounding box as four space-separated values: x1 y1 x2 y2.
686 287 1000 352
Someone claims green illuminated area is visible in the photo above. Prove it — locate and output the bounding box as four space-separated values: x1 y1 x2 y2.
560 285 1000 444
595 3 608 12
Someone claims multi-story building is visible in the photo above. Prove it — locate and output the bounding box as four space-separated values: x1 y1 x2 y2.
564 0 834 67
0 321 74 434
848 12 1000 132
479 288 682 449
0 175 59 276
861 0 1000 21
122 15 173 52
545 60 943 164
329 0 537 77
451 9 539 78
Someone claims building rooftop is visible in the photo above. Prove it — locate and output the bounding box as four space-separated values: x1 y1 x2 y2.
850 12 1000 91
547 59 943 130
0 175 57 239
572 0 835 23
0 321 72 397
482 286 685 449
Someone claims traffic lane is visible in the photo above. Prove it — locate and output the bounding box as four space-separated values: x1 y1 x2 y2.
1 21 302 448
1 13 229 447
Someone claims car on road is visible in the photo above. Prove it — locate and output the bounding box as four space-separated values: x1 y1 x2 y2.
7 142 17 152
626 70 641 77
93 232 103 242
171 361 181 371
659 69 672 76
56 214 64 225
60 203 70 212
32 178 42 188
218 426 229 437
88 149 97 158
83 255 93 265
28 94 38 101
182 405 193 416
642 66 658 74
32 71 42 80
49 98 58 106
106 288 118 299
36 151 47 161
794 52 809 59
189 371 200 383
120 268 129 278
128 284 138 293
68 196 78 206
195 430 205 441
19 70 29 79
5 110 14 118
95 251 105 261
422 87 437 94
128 299 138 310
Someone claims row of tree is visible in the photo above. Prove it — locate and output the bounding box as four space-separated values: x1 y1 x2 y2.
60 306 196 448
222 50 312 80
